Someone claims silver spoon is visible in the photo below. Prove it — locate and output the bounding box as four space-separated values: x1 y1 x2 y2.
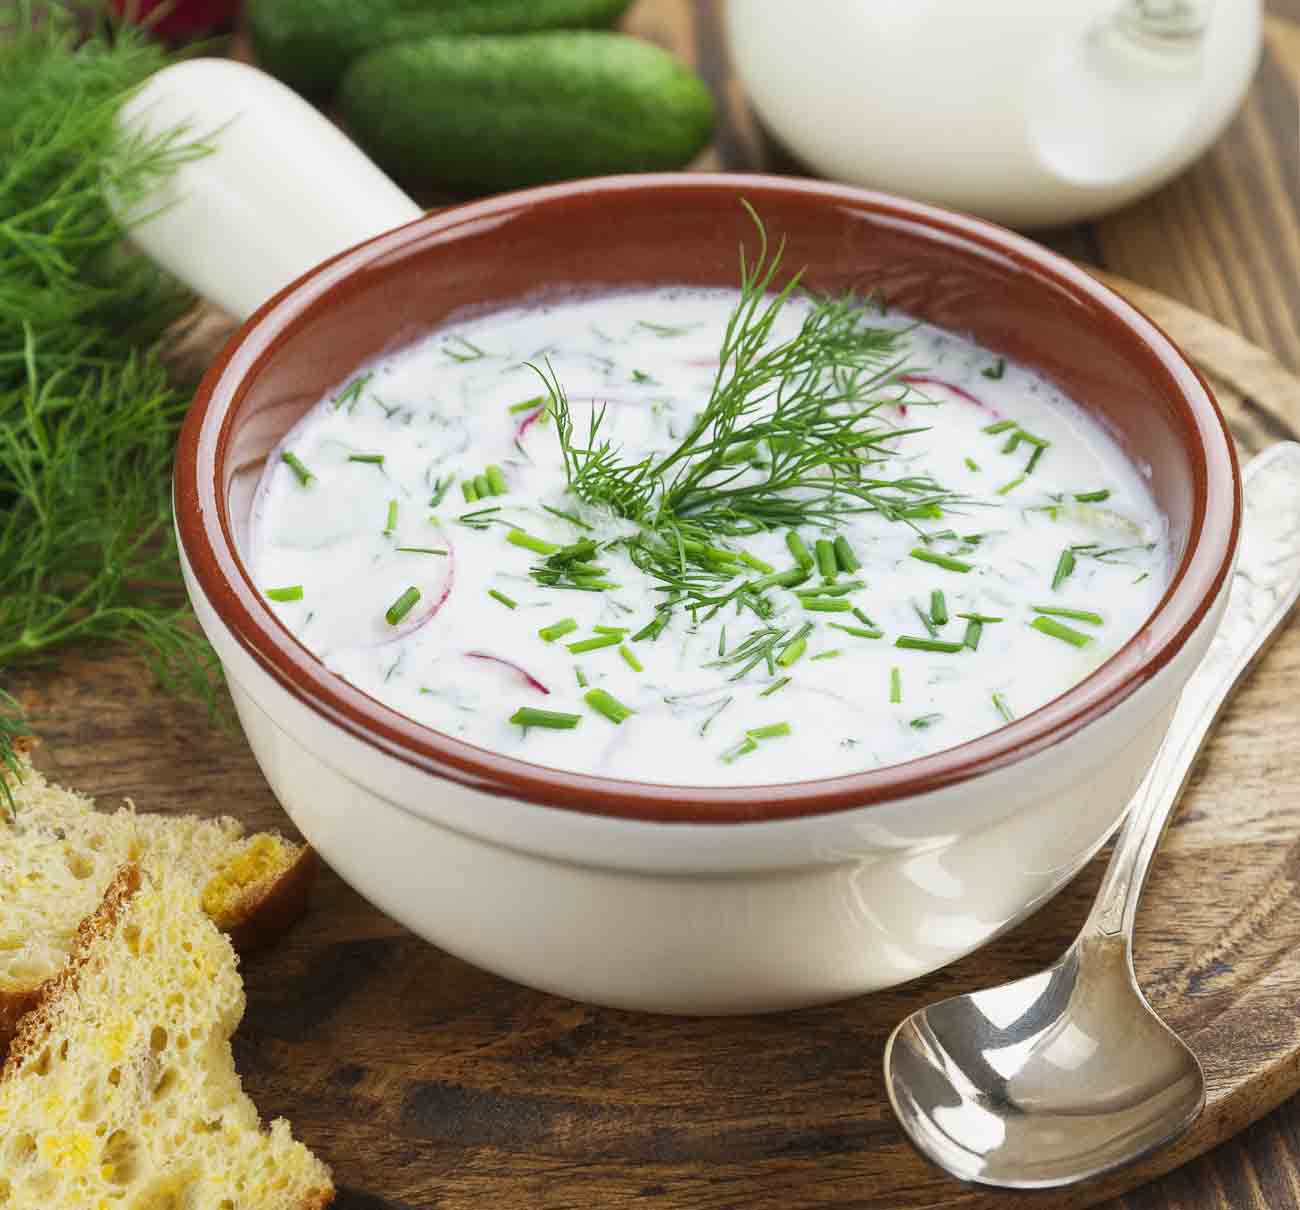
885 440 1300 1190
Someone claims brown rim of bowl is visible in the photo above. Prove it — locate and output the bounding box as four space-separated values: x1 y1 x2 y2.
175 173 1240 825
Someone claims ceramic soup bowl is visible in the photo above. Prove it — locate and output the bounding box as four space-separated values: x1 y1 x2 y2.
157 75 1238 1015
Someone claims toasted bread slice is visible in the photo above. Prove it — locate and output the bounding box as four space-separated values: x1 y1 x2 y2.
0 863 333 1209
0 757 317 1055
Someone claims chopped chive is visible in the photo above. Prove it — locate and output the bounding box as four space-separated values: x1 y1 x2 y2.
593 625 627 635
507 529 560 556
332 373 372 410
509 394 546 413
266 585 303 602
619 645 643 672
281 450 313 486
1033 605 1104 625
1001 431 1023 455
852 607 876 627
963 619 983 650
833 536 860 573
750 566 810 592
810 649 842 661
910 548 973 573
1133 571 1150 584
541 504 593 531
486 464 508 495
910 714 942 730
488 589 517 610
895 636 966 653
538 617 579 642
815 539 838 582
698 695 733 736
982 358 1006 380
1074 489 1111 503
631 369 655 384
1030 616 1093 647
739 550 775 574
955 612 1005 623
776 623 813 668
795 580 863 598
802 597 853 613
567 633 623 654
429 477 452 507
914 603 938 638
890 667 902 704
993 691 1014 722
385 586 420 625
721 737 758 763
384 499 398 535
964 456 980 472
930 590 948 627
575 666 588 687
786 531 814 569
760 676 791 697
586 688 634 724
982 419 1017 435
462 480 479 503
348 453 384 465
996 475 1026 496
829 623 884 640
1051 547 1077 591
395 546 448 556
747 722 792 740
1025 445 1047 475
632 610 672 642
510 707 580 729
473 473 492 499
717 626 727 657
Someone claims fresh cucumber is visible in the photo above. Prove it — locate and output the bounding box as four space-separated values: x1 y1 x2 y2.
249 0 633 97
338 32 714 191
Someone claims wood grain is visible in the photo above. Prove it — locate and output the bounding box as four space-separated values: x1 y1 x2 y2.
6 3 1300 1207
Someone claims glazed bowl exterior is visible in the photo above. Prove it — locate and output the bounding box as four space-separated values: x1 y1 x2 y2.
175 175 1239 1013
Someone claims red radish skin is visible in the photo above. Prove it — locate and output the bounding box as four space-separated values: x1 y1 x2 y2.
514 406 545 441
901 374 1001 416
465 651 550 695
111 0 240 39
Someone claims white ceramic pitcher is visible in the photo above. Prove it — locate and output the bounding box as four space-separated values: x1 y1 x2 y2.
724 0 1261 227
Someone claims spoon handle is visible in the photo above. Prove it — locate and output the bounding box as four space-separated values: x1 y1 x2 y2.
1087 441 1300 939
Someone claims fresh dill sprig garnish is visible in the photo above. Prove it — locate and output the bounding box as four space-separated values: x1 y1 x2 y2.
1 688 28 821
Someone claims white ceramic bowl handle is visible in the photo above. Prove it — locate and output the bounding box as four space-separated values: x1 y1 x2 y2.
116 59 422 321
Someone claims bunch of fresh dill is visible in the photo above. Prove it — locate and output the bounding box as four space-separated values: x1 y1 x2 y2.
0 3 218 785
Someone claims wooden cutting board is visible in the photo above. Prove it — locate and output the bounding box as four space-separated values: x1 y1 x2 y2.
10 275 1300 1210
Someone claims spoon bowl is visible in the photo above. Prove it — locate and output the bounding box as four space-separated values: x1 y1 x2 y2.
886 933 1204 1188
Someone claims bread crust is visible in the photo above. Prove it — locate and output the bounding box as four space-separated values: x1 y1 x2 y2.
3 863 142 1080
225 845 321 952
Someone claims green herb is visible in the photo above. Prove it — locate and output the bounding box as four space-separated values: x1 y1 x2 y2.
333 374 373 411
511 707 580 729
697 694 733 735
575 666 588 688
747 722 792 740
1051 547 1077 591
508 528 559 556
1032 605 1104 625
815 538 838 582
721 737 758 763
964 456 980 472
802 597 852 613
750 566 809 592
349 453 384 465
993 691 1014 722
760 676 791 697
395 546 447 556
810 649 841 661
445 335 489 362
386 587 421 625
910 548 973 574
281 451 314 486
983 419 1017 435
1025 445 1047 475
996 475 1026 496
538 617 578 642
895 636 966 653
619 644 643 672
630 369 655 385
982 358 1006 380
1074 489 1111 503
786 531 814 569
632 609 673 642
913 602 939 638
853 607 876 627
473 473 492 499
794 580 863 598
429 476 452 507
266 586 304 602
829 623 883 640
910 713 942 729
486 465 508 496
833 536 860 573
738 550 775 574
384 499 398 535
930 590 948 627
585 688 633 724
776 625 812 668
890 666 902 703
462 480 479 503
568 633 623 654
0 689 26 821
509 394 546 413
1030 616 1093 647
488 588 517 610
962 618 983 649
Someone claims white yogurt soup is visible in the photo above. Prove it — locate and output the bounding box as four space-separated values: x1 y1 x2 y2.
251 272 1170 786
